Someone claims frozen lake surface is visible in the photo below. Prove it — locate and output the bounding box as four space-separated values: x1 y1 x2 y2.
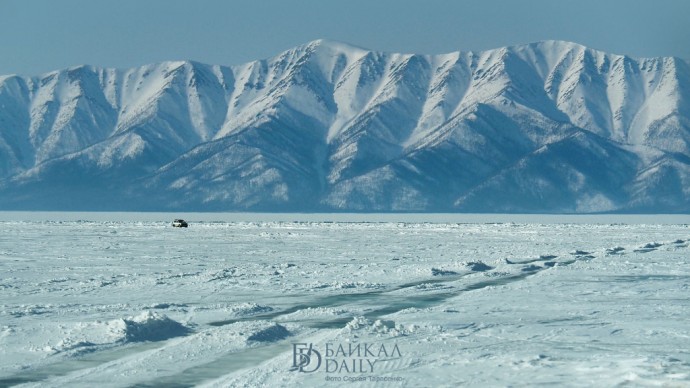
1 213 689 386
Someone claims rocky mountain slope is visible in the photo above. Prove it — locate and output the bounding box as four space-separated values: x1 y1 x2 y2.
0 40 688 212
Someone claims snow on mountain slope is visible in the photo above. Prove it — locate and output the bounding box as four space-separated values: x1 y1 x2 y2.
0 40 688 212
0 75 33 178
455 130 641 213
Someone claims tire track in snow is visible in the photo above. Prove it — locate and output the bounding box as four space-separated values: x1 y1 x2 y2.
206 271 476 327
0 341 164 386
129 255 587 387
0 262 519 387
0 273 472 387
8 236 686 387
172 236 690 387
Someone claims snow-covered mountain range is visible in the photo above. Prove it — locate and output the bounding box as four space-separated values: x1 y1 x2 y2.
1 40 688 212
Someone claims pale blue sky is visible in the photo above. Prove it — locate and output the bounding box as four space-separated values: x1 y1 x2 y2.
1 0 688 75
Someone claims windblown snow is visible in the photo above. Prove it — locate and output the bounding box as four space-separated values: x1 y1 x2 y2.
0 40 689 212
1 214 689 386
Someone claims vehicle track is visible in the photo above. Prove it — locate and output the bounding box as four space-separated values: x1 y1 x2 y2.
14 238 682 387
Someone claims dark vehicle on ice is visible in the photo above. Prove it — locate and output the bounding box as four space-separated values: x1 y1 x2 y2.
172 219 188 228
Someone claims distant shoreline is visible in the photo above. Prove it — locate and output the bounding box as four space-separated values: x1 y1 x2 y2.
0 212 688 224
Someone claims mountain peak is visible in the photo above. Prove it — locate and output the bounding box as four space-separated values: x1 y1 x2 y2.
0 40 688 212
291 38 370 62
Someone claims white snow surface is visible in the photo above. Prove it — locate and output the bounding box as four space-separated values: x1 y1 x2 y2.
1 214 690 387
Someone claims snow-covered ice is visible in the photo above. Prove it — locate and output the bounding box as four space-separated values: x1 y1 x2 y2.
1 213 689 386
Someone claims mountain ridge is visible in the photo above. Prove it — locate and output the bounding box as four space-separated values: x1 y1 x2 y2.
0 40 688 212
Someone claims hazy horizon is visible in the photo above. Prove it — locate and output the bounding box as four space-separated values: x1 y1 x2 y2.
1 0 689 76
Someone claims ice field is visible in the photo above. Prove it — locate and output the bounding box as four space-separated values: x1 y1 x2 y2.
1 213 690 387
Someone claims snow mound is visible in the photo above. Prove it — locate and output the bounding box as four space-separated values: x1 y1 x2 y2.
45 312 191 356
119 311 192 343
276 307 352 321
633 242 664 253
343 317 410 337
192 302 273 317
226 303 274 317
431 268 459 276
607 246 626 255
308 281 385 290
466 261 493 271
145 302 189 311
246 323 290 342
